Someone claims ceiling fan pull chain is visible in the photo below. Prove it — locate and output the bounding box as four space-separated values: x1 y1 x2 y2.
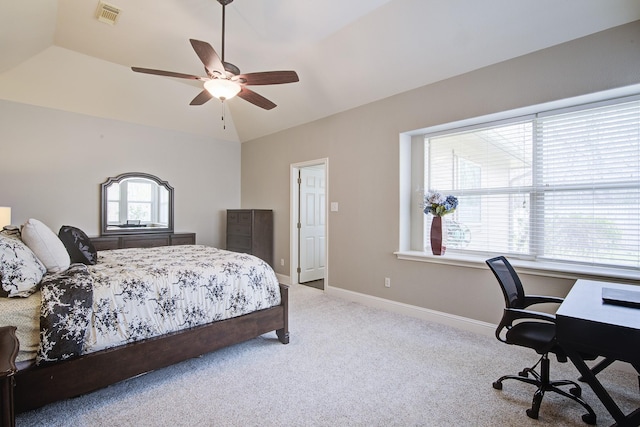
222 102 226 130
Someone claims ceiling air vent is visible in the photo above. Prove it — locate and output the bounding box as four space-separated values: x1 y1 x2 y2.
95 1 121 25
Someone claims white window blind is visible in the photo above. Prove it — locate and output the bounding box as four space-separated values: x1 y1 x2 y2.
535 99 640 268
424 97 640 270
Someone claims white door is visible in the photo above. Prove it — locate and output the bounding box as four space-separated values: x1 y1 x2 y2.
299 166 326 283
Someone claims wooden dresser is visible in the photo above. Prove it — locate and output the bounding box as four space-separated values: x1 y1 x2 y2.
90 232 196 251
226 209 273 267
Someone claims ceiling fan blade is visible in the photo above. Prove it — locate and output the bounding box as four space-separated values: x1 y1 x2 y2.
237 87 277 110
235 71 299 86
190 90 214 106
131 67 203 80
189 39 226 76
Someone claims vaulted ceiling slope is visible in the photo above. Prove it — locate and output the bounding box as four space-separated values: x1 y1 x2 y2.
1 0 639 143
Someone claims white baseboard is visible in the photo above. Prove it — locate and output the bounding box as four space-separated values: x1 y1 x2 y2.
276 273 291 285
277 273 494 336
324 283 496 338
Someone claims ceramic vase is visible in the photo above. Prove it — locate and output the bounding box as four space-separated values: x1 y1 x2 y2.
430 216 446 255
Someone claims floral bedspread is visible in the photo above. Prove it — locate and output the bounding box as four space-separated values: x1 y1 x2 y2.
37 264 94 364
37 245 281 363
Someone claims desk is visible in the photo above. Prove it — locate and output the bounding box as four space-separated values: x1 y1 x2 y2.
556 279 640 427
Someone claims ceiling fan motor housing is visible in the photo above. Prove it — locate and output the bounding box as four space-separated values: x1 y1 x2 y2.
223 62 240 76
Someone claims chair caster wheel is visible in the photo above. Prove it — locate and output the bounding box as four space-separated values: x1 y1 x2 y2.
492 381 503 390
570 386 581 397
518 370 529 377
526 408 539 419
581 413 596 425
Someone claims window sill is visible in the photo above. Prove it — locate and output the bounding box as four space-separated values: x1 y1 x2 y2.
394 250 640 283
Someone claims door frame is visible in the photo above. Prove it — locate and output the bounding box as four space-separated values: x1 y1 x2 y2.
290 158 329 288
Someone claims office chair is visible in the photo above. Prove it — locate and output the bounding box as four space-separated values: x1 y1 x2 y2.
486 256 597 424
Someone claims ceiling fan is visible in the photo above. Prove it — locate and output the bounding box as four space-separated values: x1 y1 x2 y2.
131 0 299 110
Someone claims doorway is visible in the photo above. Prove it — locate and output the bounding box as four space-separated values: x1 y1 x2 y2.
290 159 328 289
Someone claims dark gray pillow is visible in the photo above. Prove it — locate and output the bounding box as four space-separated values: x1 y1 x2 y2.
58 226 98 265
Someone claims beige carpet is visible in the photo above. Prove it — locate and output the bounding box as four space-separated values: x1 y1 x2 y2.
17 284 638 426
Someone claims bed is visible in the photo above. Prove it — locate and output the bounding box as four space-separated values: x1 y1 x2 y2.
0 235 289 419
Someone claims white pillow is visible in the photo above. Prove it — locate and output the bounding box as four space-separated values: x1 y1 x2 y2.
21 218 70 273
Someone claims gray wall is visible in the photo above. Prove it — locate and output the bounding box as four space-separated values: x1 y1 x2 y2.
241 21 640 325
0 100 240 247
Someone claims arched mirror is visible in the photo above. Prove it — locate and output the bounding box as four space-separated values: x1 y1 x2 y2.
101 172 174 235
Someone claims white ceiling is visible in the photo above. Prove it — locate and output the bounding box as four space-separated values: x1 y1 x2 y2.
1 0 639 143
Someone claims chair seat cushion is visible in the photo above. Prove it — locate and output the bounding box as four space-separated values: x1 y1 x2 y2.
505 322 559 355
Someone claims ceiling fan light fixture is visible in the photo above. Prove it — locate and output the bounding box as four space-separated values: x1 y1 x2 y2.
204 79 241 101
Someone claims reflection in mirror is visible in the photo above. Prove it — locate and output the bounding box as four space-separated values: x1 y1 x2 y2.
101 172 174 235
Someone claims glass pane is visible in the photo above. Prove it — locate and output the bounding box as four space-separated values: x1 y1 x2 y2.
107 182 120 201
540 189 640 268
426 120 533 255
128 182 152 201
159 186 169 224
539 101 640 187
429 121 532 191
128 202 151 222
107 201 119 222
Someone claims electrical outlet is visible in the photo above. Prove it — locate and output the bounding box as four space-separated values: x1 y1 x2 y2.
280 259 285 266
384 277 391 288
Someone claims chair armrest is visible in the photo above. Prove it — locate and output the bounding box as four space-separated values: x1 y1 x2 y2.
503 307 557 324
495 308 557 343
523 295 564 307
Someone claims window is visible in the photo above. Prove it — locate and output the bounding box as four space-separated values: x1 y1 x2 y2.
420 96 640 270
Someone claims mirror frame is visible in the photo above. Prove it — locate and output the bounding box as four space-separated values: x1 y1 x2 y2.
100 172 174 235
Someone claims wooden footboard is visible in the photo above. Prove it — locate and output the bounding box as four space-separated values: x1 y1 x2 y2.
0 327 18 427
10 284 289 416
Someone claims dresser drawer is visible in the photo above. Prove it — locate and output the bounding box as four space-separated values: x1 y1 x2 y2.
91 236 120 251
228 210 253 224
227 235 252 250
237 211 253 223
170 233 196 245
121 235 170 248
227 211 239 222
227 223 251 236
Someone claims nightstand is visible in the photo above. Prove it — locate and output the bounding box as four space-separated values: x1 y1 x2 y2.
0 326 18 427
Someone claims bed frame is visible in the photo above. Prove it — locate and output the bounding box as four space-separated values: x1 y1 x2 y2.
4 284 288 421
